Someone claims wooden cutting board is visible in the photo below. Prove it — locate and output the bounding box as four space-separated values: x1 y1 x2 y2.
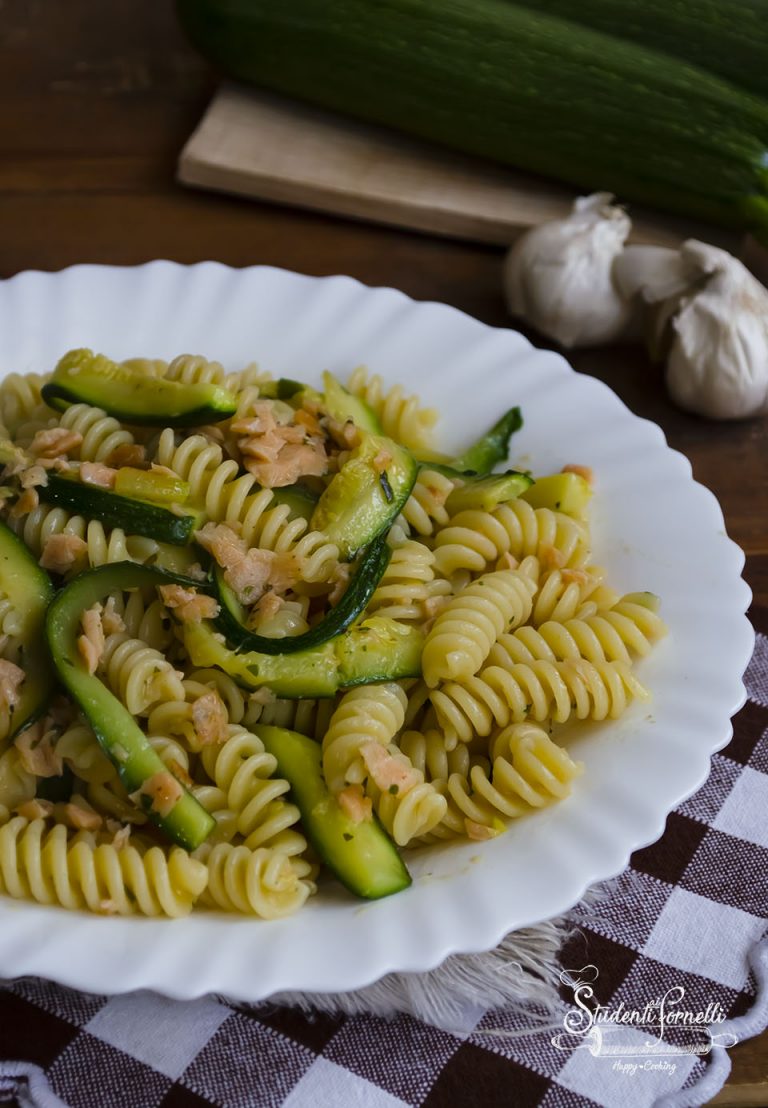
178 82 742 251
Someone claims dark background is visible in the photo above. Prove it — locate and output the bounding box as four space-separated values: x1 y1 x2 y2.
1 1 766 1096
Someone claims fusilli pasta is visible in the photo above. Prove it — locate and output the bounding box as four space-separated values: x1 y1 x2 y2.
200 725 307 857
431 658 649 745
0 355 665 921
322 683 407 793
347 366 437 452
424 724 583 841
422 568 536 687
401 468 457 537
11 506 158 568
0 817 207 916
98 633 185 716
0 373 50 436
433 502 589 577
197 842 312 919
366 539 450 623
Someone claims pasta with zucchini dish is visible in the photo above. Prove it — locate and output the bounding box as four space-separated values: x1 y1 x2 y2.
0 349 665 918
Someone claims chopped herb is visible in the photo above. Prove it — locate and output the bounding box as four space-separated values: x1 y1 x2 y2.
379 471 394 502
388 784 399 795
555 500 561 509
343 832 353 841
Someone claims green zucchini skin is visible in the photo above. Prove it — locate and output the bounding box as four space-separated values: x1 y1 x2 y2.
335 618 423 687
515 0 768 102
449 408 523 476
42 348 238 426
0 520 55 746
176 0 768 240
214 535 391 653
256 725 411 899
312 432 418 559
270 484 318 524
445 470 533 514
181 615 424 697
40 474 200 547
321 371 382 435
258 377 311 401
46 562 217 850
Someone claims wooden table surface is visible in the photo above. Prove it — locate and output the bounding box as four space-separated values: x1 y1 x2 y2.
2 1 766 1102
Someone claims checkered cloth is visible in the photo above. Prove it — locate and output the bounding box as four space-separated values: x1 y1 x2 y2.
2 610 767 1108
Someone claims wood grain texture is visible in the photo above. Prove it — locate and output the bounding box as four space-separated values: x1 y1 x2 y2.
0 2 765 1096
178 83 743 250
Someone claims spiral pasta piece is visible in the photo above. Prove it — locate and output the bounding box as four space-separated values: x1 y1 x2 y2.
11 506 158 568
418 724 583 844
322 683 407 793
224 363 273 418
529 566 619 626
83 774 150 825
453 724 582 828
200 725 307 857
0 373 51 436
0 592 24 641
153 428 223 493
103 589 174 652
366 746 448 846
347 366 437 453
433 502 590 577
488 594 667 669
422 568 536 687
198 842 313 919
154 430 338 581
99 633 185 716
249 598 310 638
366 540 450 623
13 406 57 451
55 723 115 786
398 727 471 783
0 590 25 670
254 697 335 741
0 749 36 823
0 818 207 916
431 658 649 746
54 403 136 462
228 361 272 392
163 353 227 386
187 669 247 724
401 469 457 537
190 784 238 845
121 357 168 377
146 673 246 752
147 735 192 780
482 722 582 813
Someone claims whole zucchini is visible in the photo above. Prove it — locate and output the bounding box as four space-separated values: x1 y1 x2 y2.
177 0 768 241
513 0 768 103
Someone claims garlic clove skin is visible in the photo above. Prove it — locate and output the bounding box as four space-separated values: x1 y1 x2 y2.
664 241 768 420
612 243 699 304
504 192 634 348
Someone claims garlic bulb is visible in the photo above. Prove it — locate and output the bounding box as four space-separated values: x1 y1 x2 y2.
618 240 768 420
666 243 768 419
612 242 709 360
504 193 634 347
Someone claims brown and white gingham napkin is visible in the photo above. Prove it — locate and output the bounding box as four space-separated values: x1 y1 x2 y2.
2 609 767 1108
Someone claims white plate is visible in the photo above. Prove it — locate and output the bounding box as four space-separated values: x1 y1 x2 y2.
0 261 753 1001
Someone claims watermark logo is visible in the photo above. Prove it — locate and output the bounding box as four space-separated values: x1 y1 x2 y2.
551 965 737 1062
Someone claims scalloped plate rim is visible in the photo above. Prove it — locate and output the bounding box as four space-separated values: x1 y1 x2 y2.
0 260 754 1002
